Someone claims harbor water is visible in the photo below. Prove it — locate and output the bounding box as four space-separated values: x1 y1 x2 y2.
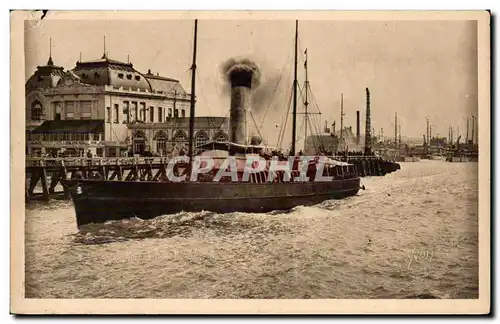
25 160 479 299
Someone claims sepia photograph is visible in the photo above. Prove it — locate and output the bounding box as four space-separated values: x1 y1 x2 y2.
10 10 490 314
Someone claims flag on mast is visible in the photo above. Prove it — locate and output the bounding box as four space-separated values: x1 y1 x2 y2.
304 48 307 68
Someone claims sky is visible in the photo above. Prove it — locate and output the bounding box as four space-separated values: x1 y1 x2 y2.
24 18 478 147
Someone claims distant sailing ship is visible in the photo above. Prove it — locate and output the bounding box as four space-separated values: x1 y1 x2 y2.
63 20 363 227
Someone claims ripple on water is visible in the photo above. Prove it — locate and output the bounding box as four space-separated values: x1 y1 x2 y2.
24 161 479 299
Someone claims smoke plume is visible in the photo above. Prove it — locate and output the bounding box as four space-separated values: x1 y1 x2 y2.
221 57 261 88
220 57 283 116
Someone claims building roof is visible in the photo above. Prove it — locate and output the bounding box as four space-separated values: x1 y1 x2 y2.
26 55 190 96
144 69 188 95
72 55 152 90
32 120 105 134
25 57 65 91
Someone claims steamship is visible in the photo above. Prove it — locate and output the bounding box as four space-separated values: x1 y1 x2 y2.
63 20 363 227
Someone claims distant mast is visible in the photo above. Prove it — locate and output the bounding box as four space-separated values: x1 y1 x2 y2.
398 124 402 147
394 112 398 148
466 117 469 143
291 20 299 156
471 114 475 145
187 19 198 174
426 118 430 154
340 93 344 149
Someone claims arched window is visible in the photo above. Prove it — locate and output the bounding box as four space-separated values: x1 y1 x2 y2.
172 131 188 154
154 131 167 155
132 131 146 155
31 101 43 121
195 131 209 148
173 131 188 144
133 130 146 139
215 132 228 143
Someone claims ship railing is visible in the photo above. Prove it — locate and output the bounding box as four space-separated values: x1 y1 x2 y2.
331 155 381 160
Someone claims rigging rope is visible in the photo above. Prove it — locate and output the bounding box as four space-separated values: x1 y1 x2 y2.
277 86 293 150
249 111 269 150
258 54 291 131
195 69 219 132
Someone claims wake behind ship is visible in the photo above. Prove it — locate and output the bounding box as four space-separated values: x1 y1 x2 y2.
63 20 363 227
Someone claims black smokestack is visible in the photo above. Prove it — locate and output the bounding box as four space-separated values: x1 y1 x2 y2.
356 110 360 144
225 61 257 145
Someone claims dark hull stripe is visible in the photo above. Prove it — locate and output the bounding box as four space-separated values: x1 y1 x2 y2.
79 187 359 202
63 178 361 227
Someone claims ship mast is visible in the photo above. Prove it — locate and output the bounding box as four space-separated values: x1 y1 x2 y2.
303 48 309 152
340 93 344 149
299 48 322 153
426 118 430 154
394 112 398 148
471 114 475 145
291 20 298 156
187 19 198 174
466 116 469 143
398 124 402 147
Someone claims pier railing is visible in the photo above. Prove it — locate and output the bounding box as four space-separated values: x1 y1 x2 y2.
26 157 171 168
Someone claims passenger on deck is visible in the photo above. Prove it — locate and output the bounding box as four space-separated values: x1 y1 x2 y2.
86 150 93 166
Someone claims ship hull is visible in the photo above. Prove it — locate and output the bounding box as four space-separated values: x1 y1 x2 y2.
63 178 361 227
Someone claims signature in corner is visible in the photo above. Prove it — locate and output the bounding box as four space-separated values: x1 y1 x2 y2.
407 247 434 270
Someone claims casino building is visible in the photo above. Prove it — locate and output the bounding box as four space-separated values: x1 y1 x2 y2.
25 49 229 157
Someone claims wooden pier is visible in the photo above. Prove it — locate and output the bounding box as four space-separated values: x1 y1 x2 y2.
26 157 172 201
25 155 400 201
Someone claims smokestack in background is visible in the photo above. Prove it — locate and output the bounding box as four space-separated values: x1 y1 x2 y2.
356 110 360 144
364 88 372 156
229 70 253 145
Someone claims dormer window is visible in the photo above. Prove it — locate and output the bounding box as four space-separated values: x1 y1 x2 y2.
118 73 124 79
94 72 100 79
126 74 132 80
135 75 140 81
81 73 87 79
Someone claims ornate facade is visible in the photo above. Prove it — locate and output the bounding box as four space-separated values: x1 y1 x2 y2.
26 52 229 157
